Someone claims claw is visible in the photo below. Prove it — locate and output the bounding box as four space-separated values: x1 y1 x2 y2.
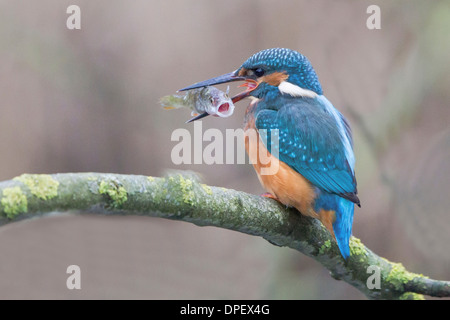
260 192 281 203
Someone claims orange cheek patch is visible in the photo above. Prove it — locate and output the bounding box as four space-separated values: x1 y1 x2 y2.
260 72 288 86
238 68 248 77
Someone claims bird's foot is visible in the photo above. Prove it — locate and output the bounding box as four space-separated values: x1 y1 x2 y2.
260 192 281 203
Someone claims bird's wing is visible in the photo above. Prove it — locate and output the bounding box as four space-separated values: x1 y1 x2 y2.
255 98 359 204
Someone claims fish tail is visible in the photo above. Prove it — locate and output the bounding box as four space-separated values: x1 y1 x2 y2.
160 95 186 110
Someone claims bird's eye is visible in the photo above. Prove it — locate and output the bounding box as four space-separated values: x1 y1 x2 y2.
254 68 265 77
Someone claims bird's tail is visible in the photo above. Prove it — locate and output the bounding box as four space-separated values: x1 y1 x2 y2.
332 197 354 259
317 194 354 259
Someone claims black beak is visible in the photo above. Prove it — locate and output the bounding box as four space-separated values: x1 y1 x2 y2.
178 71 245 92
185 112 209 123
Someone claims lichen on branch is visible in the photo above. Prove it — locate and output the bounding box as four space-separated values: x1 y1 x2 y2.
0 171 448 300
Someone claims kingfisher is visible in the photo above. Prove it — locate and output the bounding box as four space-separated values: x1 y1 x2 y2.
179 48 360 259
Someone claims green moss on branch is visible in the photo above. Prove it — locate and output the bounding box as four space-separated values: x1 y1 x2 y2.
0 171 448 300
1 187 28 218
14 174 59 200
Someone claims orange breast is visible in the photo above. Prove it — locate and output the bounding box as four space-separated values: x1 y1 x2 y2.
244 110 318 219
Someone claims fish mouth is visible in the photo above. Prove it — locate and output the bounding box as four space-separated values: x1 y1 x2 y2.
218 103 230 113
184 99 236 123
215 102 234 118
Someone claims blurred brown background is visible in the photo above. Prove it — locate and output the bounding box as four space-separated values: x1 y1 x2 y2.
0 0 449 299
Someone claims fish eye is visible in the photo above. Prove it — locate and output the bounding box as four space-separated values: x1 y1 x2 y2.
210 97 214 103
254 68 265 77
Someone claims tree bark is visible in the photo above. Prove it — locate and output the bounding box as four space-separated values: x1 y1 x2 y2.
0 172 448 299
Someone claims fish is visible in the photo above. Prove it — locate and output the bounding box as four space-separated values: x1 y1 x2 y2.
160 86 235 122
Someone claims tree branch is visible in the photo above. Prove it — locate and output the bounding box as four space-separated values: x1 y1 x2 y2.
0 172 448 299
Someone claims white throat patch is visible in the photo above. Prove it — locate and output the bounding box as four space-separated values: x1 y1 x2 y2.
278 81 317 98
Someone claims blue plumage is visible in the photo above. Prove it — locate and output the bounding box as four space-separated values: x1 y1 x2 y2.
245 49 360 259
255 96 358 258
240 48 323 94
179 48 360 259
314 193 355 259
255 96 357 199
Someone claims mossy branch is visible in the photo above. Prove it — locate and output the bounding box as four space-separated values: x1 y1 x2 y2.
0 172 448 300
